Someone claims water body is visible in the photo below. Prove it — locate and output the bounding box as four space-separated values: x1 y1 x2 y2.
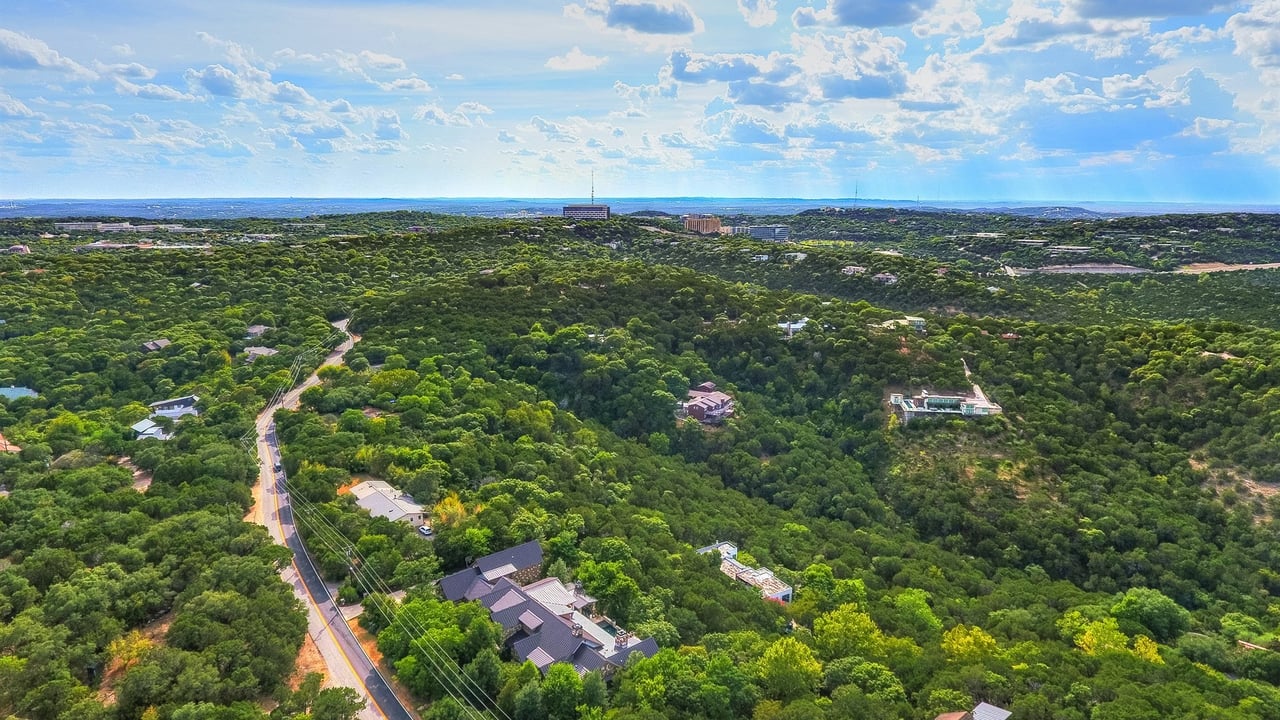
2 198 1277 220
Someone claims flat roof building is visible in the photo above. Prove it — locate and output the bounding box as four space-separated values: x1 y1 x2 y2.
683 214 721 234
563 204 611 220
889 361 1003 423
697 541 793 603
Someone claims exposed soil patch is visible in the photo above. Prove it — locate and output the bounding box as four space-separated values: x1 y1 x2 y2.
1176 262 1280 273
96 611 174 705
116 456 152 493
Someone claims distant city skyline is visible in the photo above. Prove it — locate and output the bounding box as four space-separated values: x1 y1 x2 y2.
2 1 1278 202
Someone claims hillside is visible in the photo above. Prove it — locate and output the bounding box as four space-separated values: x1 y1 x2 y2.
0 214 1278 719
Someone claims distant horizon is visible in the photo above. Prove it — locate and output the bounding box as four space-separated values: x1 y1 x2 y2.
4 196 1279 222
5 195 1279 208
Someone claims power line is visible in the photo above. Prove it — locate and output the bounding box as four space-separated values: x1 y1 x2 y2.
284 479 510 720
287 501 491 720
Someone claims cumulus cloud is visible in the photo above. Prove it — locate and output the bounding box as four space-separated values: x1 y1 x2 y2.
114 78 199 102
1147 24 1221 59
785 115 876 144
0 91 37 118
1226 1 1280 72
547 47 608 71
530 115 580 142
738 0 778 28
413 102 492 126
95 61 157 80
566 0 704 36
373 110 405 140
380 77 433 92
912 0 982 38
185 34 318 105
497 130 521 143
705 111 786 144
358 50 407 71
795 29 910 100
793 0 938 28
0 28 97 78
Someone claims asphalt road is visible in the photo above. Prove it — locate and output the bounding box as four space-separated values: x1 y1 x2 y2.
251 320 414 720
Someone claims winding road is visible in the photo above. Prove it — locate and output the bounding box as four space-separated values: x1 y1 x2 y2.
250 319 414 720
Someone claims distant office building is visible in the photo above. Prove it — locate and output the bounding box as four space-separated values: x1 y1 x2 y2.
747 225 790 242
563 204 611 220
683 214 721 234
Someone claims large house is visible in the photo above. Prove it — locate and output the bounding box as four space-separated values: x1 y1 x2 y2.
140 338 171 353
680 382 735 424
889 361 1003 423
441 542 657 676
696 542 793 603
935 701 1011 720
149 395 200 419
349 480 427 527
133 395 201 441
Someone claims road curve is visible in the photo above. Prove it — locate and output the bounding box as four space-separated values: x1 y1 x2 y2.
251 320 414 720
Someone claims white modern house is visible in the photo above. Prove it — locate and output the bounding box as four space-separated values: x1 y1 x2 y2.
349 480 427 527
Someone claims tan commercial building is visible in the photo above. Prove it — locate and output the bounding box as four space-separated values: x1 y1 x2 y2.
683 214 721 234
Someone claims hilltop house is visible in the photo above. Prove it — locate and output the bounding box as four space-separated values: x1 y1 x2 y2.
889 361 1002 422
697 542 793 603
141 338 171 353
878 316 927 333
873 272 899 284
245 324 272 339
935 702 1011 720
441 542 658 676
348 480 427 527
130 418 171 441
149 395 200 419
132 395 201 441
243 346 279 363
680 382 735 424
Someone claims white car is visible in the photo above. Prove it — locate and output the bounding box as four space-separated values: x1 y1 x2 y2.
417 525 434 537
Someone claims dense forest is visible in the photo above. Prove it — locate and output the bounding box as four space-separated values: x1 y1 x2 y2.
1 211 1279 719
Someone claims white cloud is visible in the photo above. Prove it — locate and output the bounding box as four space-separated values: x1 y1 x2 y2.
793 0 938 29
738 0 778 28
413 102 491 126
497 130 521 143
358 50 407 72
114 78 200 102
373 110 405 140
0 28 96 79
112 43 135 57
1227 1 1280 73
530 115 580 142
185 34 317 105
565 0 705 46
0 91 37 118
95 61 157 80
1179 116 1237 137
546 47 608 71
379 77 433 92
912 0 982 38
1147 24 1222 59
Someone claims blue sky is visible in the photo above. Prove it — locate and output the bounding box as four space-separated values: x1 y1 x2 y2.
0 0 1277 201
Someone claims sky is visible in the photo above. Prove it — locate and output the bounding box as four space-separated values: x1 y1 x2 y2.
0 0 1278 202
